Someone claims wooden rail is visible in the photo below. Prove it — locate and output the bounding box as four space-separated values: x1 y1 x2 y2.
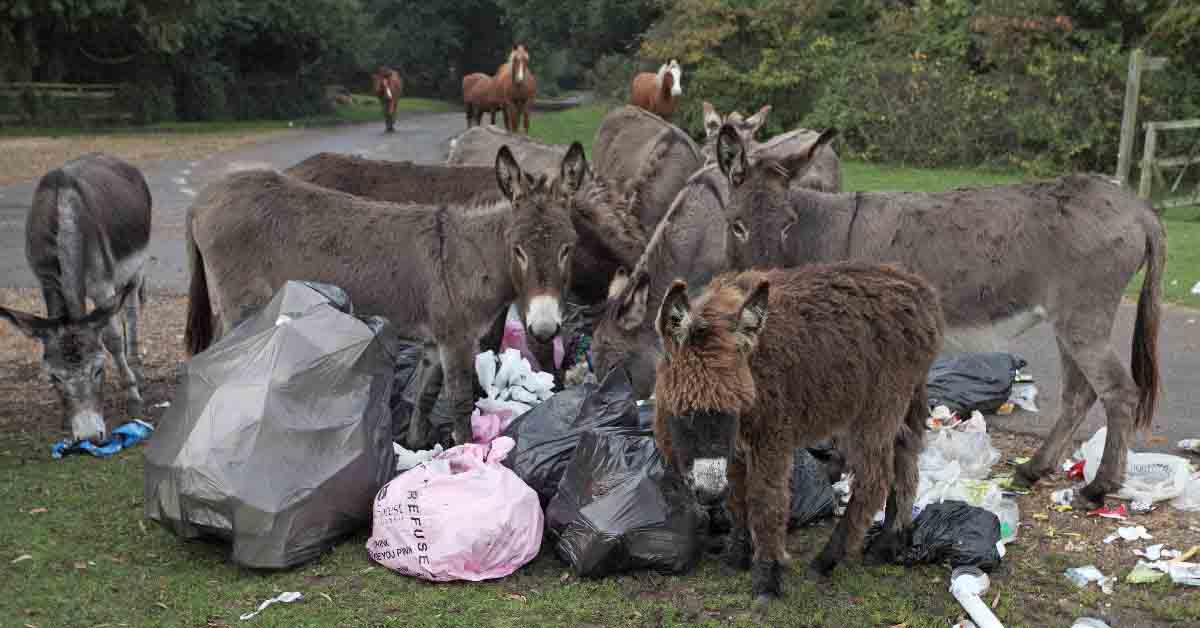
1139 118 1200 209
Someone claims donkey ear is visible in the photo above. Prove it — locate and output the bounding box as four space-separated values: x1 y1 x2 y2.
733 278 770 351
83 282 135 331
559 141 589 196
656 280 693 348
0 305 54 340
746 105 772 134
495 145 524 201
716 124 748 187
777 128 838 181
616 271 651 331
607 267 630 300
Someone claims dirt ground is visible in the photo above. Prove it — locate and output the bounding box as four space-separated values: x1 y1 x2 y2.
0 130 301 186
1 288 1198 626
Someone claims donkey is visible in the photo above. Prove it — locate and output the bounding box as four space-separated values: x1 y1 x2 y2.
592 104 705 231
284 152 502 205
447 124 567 176
714 124 1166 510
372 66 404 133
653 263 944 607
462 72 506 128
496 44 537 134
630 60 684 120
185 144 589 448
592 129 841 400
700 102 771 161
701 102 842 192
0 153 149 443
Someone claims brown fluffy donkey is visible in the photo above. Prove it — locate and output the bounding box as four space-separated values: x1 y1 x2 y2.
652 262 944 609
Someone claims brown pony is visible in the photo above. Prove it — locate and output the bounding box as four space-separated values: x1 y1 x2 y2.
496 44 537 134
372 66 404 133
462 72 506 128
630 60 683 120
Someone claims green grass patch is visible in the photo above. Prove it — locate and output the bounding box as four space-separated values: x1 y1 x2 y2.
0 95 459 138
526 103 610 156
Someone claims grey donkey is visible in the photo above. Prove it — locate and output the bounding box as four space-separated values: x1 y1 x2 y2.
185 144 589 447
0 153 150 443
714 123 1165 511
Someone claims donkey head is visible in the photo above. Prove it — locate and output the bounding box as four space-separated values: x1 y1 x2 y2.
0 287 132 443
703 102 771 147
716 123 837 269
591 267 658 399
658 59 683 97
495 141 587 343
653 273 770 489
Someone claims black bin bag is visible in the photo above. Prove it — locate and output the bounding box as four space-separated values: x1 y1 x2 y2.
546 429 704 577
144 281 397 569
502 366 642 506
926 352 1027 415
702 447 837 536
866 501 1003 572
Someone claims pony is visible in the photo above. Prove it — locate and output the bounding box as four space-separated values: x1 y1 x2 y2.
496 45 537 134
630 60 683 120
462 72 506 128
372 66 404 133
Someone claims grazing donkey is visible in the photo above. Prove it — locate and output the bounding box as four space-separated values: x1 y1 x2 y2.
630 60 684 120
0 153 149 443
592 128 841 399
714 124 1166 510
185 144 588 448
447 124 568 177
284 152 502 205
653 264 944 607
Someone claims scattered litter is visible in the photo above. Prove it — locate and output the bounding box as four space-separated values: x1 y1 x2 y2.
1088 504 1128 520
153 401 171 409
926 405 958 430
393 443 443 474
474 348 556 422
1071 619 1112 628
27 507 48 514
872 501 1004 571
51 419 154 459
949 566 1003 628
1052 488 1074 506
1175 545 1200 562
832 473 852 517
1007 382 1039 413
1064 460 1085 481
1191 280 1200 296
1009 456 1031 466
11 554 32 564
1165 562 1200 586
1064 565 1113 594
497 302 565 373
1103 525 1152 544
367 437 543 581
1179 439 1200 454
1078 427 1193 503
926 352 1026 415
1126 560 1167 584
1135 544 1167 560
239 591 303 621
1131 499 1156 514
547 429 703 577
1173 473 1200 512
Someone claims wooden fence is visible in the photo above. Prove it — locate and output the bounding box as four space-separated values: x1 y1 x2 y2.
0 82 133 124
1139 118 1200 209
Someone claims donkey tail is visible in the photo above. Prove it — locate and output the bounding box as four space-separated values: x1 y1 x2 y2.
1131 220 1165 431
184 217 214 356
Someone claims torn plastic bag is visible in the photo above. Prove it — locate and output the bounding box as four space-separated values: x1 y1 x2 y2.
502 366 642 506
894 501 1003 571
1079 427 1194 503
144 281 396 569
367 437 543 581
790 448 837 527
927 353 1026 415
546 429 704 577
374 333 425 441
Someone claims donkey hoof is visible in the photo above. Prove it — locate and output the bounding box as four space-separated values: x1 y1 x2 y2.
863 531 902 566
723 529 753 571
807 554 837 579
751 560 784 599
1073 486 1109 511
751 594 774 616
1011 462 1044 489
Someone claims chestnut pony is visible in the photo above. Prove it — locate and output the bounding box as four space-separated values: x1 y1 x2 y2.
372 66 404 133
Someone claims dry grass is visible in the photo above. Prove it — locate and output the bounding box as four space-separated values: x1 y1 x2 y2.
0 130 300 186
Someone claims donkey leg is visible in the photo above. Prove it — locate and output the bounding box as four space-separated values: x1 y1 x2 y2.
406 345 443 449
815 432 893 577
723 449 753 571
1016 336 1097 488
1072 345 1139 510
867 391 925 565
125 277 143 369
102 307 143 418
438 340 478 445
746 440 793 603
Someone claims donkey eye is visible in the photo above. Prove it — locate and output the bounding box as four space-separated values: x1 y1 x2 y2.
92 365 104 380
731 221 749 241
513 245 529 269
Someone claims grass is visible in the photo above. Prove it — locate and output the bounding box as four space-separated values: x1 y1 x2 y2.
527 104 610 156
0 95 458 138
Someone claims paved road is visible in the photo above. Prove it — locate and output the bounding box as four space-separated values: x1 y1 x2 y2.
0 110 465 293
0 107 1196 453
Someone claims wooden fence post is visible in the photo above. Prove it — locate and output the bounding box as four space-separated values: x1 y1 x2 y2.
1116 49 1143 186
1138 123 1157 200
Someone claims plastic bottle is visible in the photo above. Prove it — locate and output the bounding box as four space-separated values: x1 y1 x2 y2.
994 497 1019 543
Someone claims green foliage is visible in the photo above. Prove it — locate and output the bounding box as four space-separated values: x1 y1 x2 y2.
116 82 176 124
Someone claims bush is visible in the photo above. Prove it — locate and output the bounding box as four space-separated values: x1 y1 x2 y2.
117 83 177 125
587 53 637 103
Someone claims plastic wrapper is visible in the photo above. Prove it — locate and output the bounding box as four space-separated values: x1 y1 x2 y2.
502 367 642 506
144 281 397 569
926 353 1025 414
545 429 704 577
1173 473 1200 512
366 437 543 581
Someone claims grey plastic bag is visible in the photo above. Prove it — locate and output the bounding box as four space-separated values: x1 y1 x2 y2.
144 281 397 569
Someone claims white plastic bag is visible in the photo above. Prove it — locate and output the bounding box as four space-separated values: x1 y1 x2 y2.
923 429 1000 481
1080 428 1194 503
1172 472 1200 512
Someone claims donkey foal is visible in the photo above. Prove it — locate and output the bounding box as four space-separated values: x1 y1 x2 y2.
653 263 944 608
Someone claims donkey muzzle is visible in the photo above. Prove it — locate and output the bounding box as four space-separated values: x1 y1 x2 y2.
70 410 107 443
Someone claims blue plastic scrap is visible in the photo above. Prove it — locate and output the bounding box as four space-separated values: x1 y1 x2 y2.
50 419 155 459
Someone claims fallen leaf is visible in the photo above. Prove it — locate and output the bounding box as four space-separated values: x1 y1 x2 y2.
73 561 87 570
890 623 909 628
319 593 333 603
992 591 1000 607
560 572 571 582
1033 513 1049 521
505 593 528 603
11 554 32 564
28 507 48 514
154 602 169 610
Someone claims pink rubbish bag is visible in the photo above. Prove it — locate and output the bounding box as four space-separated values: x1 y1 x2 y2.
366 436 543 582
471 408 516 445
498 303 566 372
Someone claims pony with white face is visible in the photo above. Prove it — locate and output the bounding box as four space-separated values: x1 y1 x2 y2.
630 59 684 120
